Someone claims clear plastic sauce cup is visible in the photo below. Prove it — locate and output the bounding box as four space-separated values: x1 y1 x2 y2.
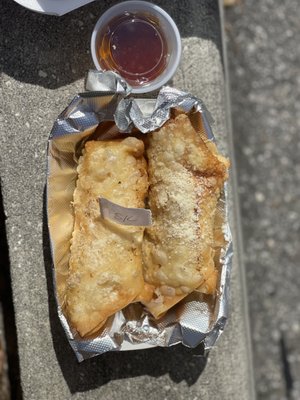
91 1 182 94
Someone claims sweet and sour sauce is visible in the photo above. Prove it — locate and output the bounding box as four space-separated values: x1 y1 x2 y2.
97 12 168 87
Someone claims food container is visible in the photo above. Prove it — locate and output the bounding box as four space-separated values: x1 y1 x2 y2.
91 1 182 93
13 0 94 16
46 71 232 361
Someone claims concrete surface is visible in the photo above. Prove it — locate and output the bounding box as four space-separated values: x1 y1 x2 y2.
0 0 254 399
225 1 300 400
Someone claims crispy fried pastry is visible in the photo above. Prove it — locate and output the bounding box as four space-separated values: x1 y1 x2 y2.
64 138 148 337
142 114 229 318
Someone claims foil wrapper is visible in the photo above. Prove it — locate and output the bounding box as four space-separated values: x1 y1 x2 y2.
47 71 233 362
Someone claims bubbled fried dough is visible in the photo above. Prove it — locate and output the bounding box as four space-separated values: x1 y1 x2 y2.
64 138 148 337
142 114 229 318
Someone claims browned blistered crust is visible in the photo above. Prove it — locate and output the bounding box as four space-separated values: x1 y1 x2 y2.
64 114 229 334
141 114 229 318
64 138 148 337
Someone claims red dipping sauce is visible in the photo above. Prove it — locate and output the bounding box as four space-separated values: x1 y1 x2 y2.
97 13 168 87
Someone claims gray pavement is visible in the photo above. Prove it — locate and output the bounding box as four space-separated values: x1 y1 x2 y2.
0 0 254 399
225 1 300 399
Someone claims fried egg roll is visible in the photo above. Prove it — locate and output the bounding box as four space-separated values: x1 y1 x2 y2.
142 114 229 318
64 137 148 337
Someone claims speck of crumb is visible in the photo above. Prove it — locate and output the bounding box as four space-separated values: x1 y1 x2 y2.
255 192 265 203
38 70 47 78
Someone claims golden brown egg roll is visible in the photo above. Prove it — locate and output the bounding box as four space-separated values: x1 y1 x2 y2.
64 137 148 337
142 114 229 318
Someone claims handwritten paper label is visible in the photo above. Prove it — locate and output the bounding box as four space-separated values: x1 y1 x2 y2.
99 198 152 226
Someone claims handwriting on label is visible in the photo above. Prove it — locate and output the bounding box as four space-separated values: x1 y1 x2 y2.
113 213 137 224
99 198 152 226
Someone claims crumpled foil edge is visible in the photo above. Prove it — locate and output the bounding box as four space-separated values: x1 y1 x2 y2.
47 71 233 362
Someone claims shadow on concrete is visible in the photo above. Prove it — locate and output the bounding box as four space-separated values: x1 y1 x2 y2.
1 0 222 90
42 188 207 394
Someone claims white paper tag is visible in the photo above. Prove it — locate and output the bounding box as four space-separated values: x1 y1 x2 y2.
99 198 152 226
